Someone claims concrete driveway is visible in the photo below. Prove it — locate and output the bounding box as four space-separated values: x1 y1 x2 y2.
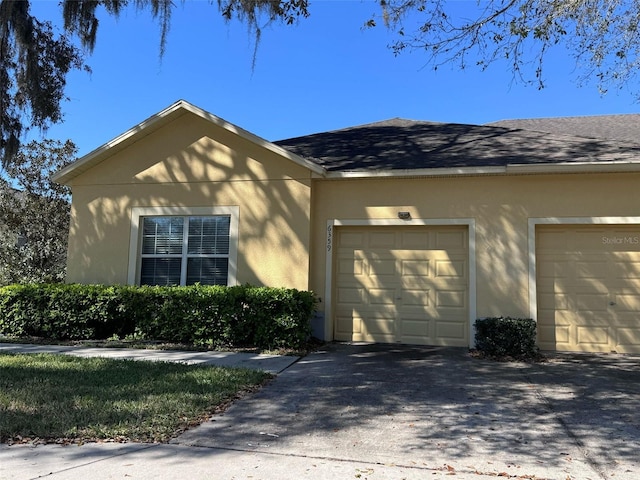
176 342 640 479
2 342 639 479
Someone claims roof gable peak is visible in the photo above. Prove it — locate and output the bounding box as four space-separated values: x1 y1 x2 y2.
53 100 324 184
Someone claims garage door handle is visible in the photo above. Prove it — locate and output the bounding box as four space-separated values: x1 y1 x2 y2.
609 301 617 306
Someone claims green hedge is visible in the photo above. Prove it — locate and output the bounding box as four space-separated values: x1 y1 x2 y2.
474 317 539 359
0 284 316 349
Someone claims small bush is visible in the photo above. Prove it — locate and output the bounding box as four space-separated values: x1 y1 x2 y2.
0 284 316 350
474 317 539 360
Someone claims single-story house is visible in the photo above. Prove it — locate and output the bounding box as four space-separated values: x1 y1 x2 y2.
53 100 640 353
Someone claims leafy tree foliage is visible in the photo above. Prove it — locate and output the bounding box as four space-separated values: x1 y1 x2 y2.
0 0 309 165
374 0 640 93
0 1 84 166
0 139 76 285
0 0 636 166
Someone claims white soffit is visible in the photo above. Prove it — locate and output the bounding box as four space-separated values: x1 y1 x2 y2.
325 160 640 179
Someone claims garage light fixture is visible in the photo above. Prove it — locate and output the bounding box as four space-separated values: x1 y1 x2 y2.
397 211 411 220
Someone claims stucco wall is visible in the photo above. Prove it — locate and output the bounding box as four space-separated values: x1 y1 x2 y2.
65 108 640 344
310 172 640 338
66 113 313 290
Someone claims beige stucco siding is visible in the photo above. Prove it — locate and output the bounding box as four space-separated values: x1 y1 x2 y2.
311 172 640 339
66 113 313 289
70 114 312 185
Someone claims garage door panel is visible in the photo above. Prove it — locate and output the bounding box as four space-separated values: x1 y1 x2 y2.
368 258 396 277
356 315 397 343
400 259 430 277
576 261 608 279
539 292 569 310
436 230 467 249
363 315 396 334
434 320 467 345
554 325 571 344
537 259 569 279
339 232 365 247
616 328 640 353
537 225 640 353
436 289 466 308
399 288 431 307
338 316 396 343
369 232 396 248
537 326 555 348
335 226 468 346
576 326 610 349
335 314 360 337
435 258 466 278
612 256 640 279
369 288 397 305
614 263 640 287
572 314 612 327
613 294 640 312
573 282 609 295
399 316 430 338
572 230 610 249
400 231 430 248
537 230 568 249
336 287 364 305
575 294 608 312
337 258 365 276
538 323 571 347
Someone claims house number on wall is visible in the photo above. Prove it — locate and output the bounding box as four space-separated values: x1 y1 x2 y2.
327 225 333 253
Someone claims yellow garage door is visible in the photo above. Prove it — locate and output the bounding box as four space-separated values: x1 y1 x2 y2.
334 226 469 346
537 225 640 353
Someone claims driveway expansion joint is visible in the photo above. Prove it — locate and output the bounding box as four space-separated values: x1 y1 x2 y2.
171 442 555 479
521 371 608 480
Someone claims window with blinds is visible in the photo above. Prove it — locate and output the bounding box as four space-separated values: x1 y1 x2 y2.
139 216 231 286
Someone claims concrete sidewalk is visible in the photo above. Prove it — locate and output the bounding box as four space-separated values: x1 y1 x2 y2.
1 442 499 480
0 342 299 374
2 343 639 480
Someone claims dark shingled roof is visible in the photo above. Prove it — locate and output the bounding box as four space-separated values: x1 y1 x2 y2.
487 114 640 143
274 118 640 173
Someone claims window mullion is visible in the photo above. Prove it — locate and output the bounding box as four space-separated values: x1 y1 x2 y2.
180 216 189 286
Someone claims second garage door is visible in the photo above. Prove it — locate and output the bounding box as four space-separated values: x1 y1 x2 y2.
334 225 469 346
537 225 640 353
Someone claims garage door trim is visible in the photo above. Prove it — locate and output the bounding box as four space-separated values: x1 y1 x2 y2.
325 218 476 347
528 216 640 325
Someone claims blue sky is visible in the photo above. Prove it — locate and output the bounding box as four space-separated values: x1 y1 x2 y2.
30 0 640 157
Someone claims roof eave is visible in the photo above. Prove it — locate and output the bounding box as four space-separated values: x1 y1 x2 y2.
506 161 640 174
324 161 640 179
325 166 506 178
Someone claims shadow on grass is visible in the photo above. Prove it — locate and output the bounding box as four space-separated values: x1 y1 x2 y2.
0 353 270 443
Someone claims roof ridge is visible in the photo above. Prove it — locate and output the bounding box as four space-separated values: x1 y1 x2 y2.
490 112 640 124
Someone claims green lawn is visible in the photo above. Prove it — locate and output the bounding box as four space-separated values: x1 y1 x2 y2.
0 353 271 444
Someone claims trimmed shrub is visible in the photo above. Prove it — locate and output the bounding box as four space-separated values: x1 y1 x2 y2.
250 287 317 350
0 284 316 349
0 284 138 340
474 317 539 359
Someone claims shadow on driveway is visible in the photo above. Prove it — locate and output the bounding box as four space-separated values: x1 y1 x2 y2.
175 343 640 479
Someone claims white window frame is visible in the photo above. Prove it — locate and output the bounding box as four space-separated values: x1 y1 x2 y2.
128 206 239 286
